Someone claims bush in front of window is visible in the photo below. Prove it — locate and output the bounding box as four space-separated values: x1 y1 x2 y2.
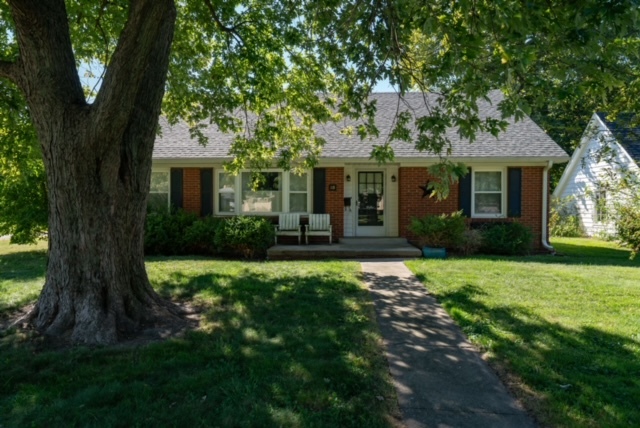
549 196 584 237
183 216 224 255
479 222 533 256
214 216 275 259
409 211 467 250
145 210 222 256
145 210 200 255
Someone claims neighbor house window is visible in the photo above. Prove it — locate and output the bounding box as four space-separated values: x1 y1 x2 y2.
241 171 282 213
218 172 236 213
289 173 308 212
472 170 504 217
148 171 169 212
595 188 609 222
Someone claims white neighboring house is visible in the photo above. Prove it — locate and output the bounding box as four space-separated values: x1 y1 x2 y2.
553 113 640 236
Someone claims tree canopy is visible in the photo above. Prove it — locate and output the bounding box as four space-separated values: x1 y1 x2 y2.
1 0 639 195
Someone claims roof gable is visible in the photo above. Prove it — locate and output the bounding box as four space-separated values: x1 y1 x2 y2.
596 112 640 163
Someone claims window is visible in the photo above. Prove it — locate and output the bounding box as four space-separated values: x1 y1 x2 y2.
473 170 504 217
289 173 308 212
595 188 609 222
148 171 169 212
216 170 310 214
241 172 282 213
218 172 236 213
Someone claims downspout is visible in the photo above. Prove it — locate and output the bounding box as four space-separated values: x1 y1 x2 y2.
542 160 555 253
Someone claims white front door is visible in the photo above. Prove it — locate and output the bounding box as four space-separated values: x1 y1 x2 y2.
356 171 386 236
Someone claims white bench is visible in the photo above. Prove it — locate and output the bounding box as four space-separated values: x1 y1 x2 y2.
274 213 302 245
305 214 332 245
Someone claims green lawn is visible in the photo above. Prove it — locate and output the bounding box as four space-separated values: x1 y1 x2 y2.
0 240 398 427
406 237 640 428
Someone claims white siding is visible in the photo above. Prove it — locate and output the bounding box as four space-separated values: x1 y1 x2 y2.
556 116 638 236
343 165 356 237
386 165 399 236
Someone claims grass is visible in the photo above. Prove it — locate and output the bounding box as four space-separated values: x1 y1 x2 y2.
0 240 48 312
0 241 398 427
406 237 640 428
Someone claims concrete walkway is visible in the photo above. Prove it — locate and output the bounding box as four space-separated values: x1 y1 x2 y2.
361 260 535 428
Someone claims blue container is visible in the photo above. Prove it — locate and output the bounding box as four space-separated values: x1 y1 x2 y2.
422 247 446 259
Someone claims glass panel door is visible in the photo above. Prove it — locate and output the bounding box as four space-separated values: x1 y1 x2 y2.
356 171 385 236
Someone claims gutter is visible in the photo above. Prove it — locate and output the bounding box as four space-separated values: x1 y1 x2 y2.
541 160 555 253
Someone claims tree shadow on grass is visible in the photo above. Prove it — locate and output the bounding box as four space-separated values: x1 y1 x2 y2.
0 264 399 428
0 249 47 283
427 282 640 427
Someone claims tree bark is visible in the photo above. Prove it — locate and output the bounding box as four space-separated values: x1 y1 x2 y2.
5 0 180 345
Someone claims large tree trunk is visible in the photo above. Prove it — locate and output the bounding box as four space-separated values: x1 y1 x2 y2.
4 0 180 345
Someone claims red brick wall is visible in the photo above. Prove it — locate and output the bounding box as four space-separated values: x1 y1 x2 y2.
325 167 344 239
399 167 460 241
520 167 544 250
398 166 547 251
183 168 201 214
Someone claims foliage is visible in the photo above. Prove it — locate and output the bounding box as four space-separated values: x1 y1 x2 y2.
144 210 200 256
0 84 47 244
479 222 533 256
615 201 640 260
549 196 584 238
214 216 274 259
409 211 466 250
457 229 483 256
0 249 398 426
406 237 640 427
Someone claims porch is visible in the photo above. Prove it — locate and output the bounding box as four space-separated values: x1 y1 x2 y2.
267 237 421 260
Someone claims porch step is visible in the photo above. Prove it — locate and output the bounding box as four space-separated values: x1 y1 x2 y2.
267 237 421 260
339 237 409 246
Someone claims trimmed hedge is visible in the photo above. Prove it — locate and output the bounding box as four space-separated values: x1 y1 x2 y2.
144 211 275 259
479 222 533 256
409 211 467 250
214 216 275 259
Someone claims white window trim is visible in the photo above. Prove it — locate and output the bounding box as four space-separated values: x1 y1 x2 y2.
150 169 171 210
215 170 312 215
471 167 507 218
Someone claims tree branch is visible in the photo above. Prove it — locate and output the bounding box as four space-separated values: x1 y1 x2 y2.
202 0 246 46
93 0 176 132
7 0 85 107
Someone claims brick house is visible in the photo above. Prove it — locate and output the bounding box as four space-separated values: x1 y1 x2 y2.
150 92 569 251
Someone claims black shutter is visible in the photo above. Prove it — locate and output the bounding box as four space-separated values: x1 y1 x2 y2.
459 167 472 216
170 168 184 210
313 168 326 214
200 168 213 216
507 167 522 217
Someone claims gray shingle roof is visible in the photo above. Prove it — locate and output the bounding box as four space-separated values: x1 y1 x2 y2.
154 91 569 161
596 112 640 163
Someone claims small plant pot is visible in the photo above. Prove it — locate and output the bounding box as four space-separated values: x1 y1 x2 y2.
422 247 446 259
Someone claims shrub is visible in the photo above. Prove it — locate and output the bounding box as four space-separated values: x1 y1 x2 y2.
184 216 223 255
549 197 584 237
144 210 200 255
408 211 466 250
479 222 533 256
615 202 640 259
457 229 483 256
214 216 274 259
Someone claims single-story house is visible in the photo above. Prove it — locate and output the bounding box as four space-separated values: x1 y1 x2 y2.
553 112 640 236
151 91 569 251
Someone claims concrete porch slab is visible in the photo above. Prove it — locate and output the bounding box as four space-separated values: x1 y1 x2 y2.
267 238 421 260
